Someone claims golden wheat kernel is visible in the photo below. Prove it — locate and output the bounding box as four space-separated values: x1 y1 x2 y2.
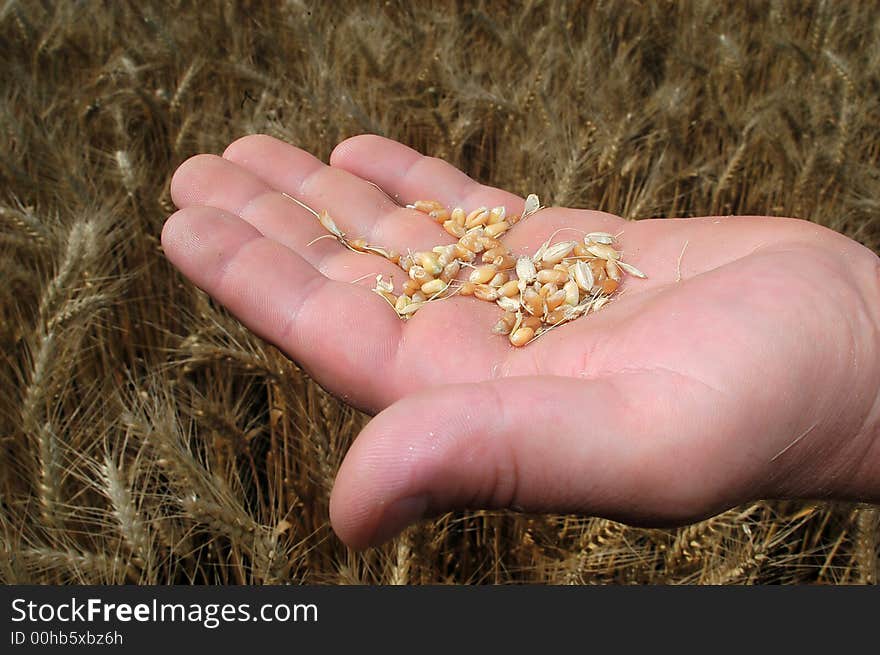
443 220 466 238
401 301 423 315
454 244 476 262
489 272 508 287
411 291 427 303
588 259 607 280
539 282 558 298
509 326 535 347
493 320 513 335
469 264 497 284
523 288 542 315
563 279 580 306
437 243 458 259
506 213 522 226
450 207 466 226
421 279 447 295
410 200 442 213
416 251 443 276
587 243 619 260
515 257 537 283
600 278 619 294
496 296 520 313
458 281 476 296
499 280 520 298
535 270 554 284
536 269 568 285
429 209 449 223
541 241 576 265
459 233 483 253
402 279 421 296
494 311 518 333
484 221 510 238
545 289 567 311
465 207 490 229
492 254 515 270
618 260 647 278
440 261 460 282
487 206 506 224
394 294 410 313
521 316 542 331
482 246 506 263
473 284 499 302
605 258 621 281
572 243 590 258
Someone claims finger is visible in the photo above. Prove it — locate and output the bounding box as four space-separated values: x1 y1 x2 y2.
330 134 523 212
222 134 449 254
329 372 748 549
161 205 402 410
170 153 401 281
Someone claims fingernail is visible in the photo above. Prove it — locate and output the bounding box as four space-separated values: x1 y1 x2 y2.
369 495 428 546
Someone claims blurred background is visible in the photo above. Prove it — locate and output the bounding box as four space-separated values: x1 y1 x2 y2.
1 0 878 583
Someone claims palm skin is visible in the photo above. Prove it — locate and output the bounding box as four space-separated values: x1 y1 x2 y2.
163 134 880 549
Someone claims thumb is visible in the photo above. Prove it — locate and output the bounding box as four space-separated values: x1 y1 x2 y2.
329 373 742 549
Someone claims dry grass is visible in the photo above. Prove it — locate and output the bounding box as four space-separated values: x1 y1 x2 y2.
1 0 878 584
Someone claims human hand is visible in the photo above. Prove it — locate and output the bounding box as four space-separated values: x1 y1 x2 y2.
162 134 880 549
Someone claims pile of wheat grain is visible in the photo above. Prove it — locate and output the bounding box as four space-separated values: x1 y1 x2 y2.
1 1 878 583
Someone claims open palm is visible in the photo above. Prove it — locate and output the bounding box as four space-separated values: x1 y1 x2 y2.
163 134 880 548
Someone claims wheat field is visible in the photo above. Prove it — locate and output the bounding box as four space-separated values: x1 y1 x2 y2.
1 1 878 584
